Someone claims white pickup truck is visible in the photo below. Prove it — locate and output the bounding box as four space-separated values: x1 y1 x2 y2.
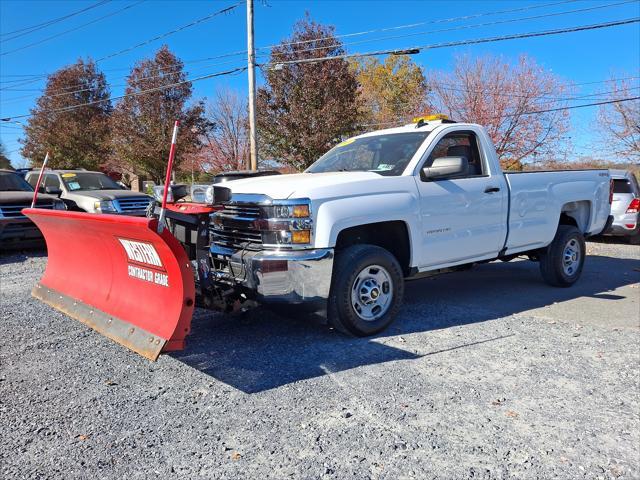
202 117 612 336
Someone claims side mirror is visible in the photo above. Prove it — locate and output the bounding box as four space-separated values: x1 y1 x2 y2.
44 186 63 196
422 156 469 180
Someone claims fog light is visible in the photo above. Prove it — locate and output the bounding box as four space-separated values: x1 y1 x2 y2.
291 230 311 244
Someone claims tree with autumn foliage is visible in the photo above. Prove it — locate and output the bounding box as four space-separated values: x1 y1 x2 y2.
110 46 210 182
189 88 249 174
0 142 12 169
353 54 428 128
428 55 571 170
257 15 360 170
20 59 111 170
596 76 640 162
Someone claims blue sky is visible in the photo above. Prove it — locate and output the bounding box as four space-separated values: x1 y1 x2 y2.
1 0 639 167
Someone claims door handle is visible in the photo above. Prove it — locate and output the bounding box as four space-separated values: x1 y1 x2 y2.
484 186 501 193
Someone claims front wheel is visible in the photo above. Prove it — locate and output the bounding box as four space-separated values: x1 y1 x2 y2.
539 225 586 287
328 244 404 336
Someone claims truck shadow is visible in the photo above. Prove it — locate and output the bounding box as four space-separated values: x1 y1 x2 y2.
171 253 639 394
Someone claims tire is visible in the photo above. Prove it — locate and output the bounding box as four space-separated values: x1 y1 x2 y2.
628 233 640 245
328 244 404 336
539 225 585 287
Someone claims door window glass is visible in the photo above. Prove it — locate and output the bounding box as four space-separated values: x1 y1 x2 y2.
425 132 484 177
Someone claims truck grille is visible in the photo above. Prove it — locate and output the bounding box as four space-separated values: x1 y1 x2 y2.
0 203 54 218
210 203 264 250
115 197 152 213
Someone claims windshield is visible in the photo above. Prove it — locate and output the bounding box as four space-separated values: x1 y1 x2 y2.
306 132 430 176
60 172 122 191
0 172 34 192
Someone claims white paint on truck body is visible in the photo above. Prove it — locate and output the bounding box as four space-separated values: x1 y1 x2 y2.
222 121 611 273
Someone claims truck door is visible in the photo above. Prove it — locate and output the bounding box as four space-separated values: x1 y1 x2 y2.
414 129 507 268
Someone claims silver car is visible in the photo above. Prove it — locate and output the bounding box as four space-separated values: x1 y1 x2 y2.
25 170 152 216
607 169 640 244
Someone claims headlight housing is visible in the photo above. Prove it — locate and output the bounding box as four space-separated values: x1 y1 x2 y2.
264 201 312 246
152 186 173 203
53 200 66 210
94 200 117 213
205 184 231 205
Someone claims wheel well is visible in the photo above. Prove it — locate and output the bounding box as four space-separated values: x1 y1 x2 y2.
560 200 591 232
335 221 411 276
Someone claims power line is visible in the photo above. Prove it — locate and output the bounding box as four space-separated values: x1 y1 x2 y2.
0 0 581 86
0 1 146 57
2 17 638 106
263 17 640 68
95 2 243 63
0 2 242 92
0 0 111 41
519 96 639 115
359 96 640 129
0 58 243 105
269 0 637 59
258 0 580 52
1 67 248 121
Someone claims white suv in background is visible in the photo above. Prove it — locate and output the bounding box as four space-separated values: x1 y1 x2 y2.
607 169 640 244
26 170 152 216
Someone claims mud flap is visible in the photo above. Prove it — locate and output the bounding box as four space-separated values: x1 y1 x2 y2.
23 209 195 360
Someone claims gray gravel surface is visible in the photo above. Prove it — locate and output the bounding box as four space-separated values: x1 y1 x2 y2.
1 239 639 479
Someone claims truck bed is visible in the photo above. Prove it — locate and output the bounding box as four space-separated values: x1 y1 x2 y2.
503 169 610 254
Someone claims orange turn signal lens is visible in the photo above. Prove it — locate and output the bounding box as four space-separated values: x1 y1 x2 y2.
291 230 311 244
292 205 310 218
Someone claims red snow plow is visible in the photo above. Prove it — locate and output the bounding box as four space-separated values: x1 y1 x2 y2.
24 209 195 360
23 121 281 360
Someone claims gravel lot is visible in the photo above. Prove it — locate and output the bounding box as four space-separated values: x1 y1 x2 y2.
1 239 638 479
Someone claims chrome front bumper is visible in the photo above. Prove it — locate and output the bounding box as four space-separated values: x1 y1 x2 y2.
210 245 334 311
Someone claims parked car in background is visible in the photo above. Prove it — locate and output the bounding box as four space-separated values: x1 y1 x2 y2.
606 169 640 244
25 169 152 216
0 169 66 248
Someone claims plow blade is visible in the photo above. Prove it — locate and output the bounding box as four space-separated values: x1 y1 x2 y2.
23 209 195 360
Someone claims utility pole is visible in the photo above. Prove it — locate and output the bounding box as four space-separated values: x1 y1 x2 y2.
246 0 258 171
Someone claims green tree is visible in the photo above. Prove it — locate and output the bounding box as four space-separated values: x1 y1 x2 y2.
257 15 360 170
0 142 13 169
20 59 111 169
353 54 428 128
110 46 209 182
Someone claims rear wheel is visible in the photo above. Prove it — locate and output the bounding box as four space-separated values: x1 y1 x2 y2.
328 244 404 336
539 225 585 287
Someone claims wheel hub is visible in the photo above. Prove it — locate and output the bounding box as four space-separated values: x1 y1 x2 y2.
562 238 581 276
351 265 393 321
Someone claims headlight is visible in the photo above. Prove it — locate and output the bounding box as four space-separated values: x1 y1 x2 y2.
261 200 313 246
53 200 66 210
94 200 117 213
271 204 310 218
205 185 231 205
205 185 214 205
152 186 173 203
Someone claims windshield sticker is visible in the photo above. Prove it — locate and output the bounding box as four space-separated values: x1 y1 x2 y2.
67 182 81 190
61 173 76 178
374 164 394 171
337 138 356 147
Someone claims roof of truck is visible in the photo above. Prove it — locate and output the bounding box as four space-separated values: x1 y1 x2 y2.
357 119 477 138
